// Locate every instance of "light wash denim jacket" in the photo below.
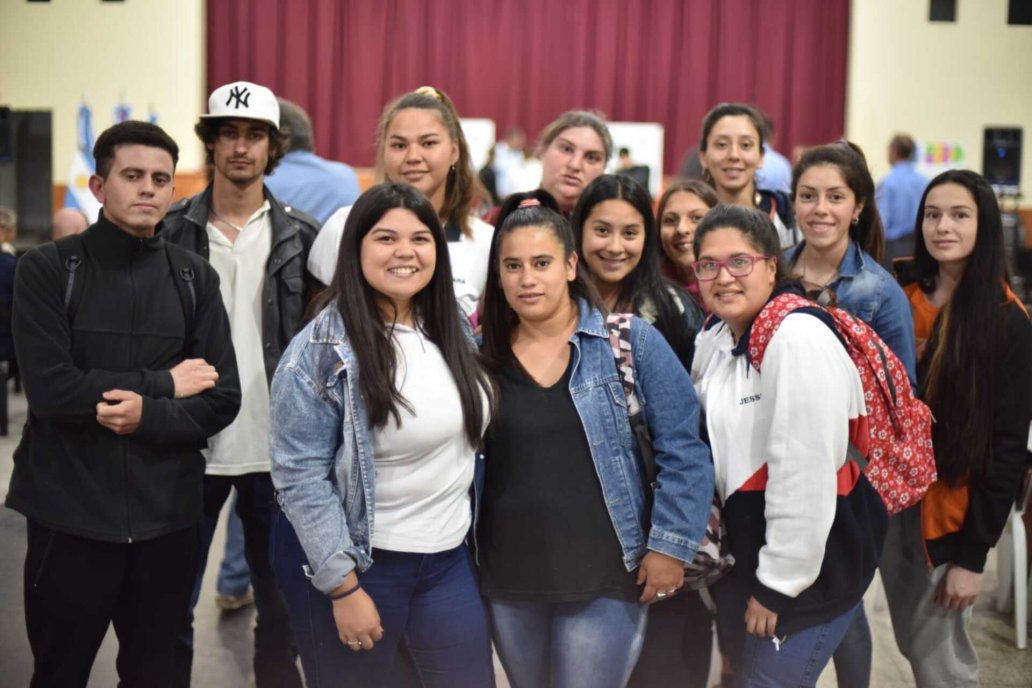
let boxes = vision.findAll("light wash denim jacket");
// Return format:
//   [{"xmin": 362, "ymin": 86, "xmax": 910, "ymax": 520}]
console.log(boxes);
[
  {"xmin": 269, "ymin": 305, "xmax": 483, "ymax": 595},
  {"xmin": 785, "ymin": 240, "xmax": 917, "ymax": 386},
  {"xmin": 538, "ymin": 299, "xmax": 714, "ymax": 571}
]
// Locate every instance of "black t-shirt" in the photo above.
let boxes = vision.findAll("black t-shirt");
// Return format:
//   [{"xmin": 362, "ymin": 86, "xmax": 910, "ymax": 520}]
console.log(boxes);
[{"xmin": 479, "ymin": 350, "xmax": 640, "ymax": 603}]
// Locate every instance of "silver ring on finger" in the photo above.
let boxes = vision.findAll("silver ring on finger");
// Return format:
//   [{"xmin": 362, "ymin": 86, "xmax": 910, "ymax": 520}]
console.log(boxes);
[
  {"xmin": 347, "ymin": 640, "xmax": 361, "ymax": 646},
  {"xmin": 656, "ymin": 592, "xmax": 667, "ymax": 599}
]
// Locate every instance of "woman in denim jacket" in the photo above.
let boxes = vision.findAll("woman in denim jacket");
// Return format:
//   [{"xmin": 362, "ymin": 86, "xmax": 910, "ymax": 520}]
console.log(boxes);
[
  {"xmin": 783, "ymin": 142, "xmax": 917, "ymax": 688},
  {"xmin": 268, "ymin": 184, "xmax": 494, "ymax": 687},
  {"xmin": 566, "ymin": 175, "xmax": 713, "ymax": 687},
  {"xmin": 784, "ymin": 142, "xmax": 917, "ymax": 386},
  {"xmin": 476, "ymin": 200, "xmax": 714, "ymax": 688}
]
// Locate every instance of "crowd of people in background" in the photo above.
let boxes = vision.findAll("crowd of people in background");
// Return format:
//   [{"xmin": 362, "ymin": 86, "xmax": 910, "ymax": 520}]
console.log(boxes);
[{"xmin": 4, "ymin": 81, "xmax": 1031, "ymax": 688}]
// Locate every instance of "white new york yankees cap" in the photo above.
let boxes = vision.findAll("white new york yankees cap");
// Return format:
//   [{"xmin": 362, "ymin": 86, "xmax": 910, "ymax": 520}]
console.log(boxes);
[{"xmin": 200, "ymin": 81, "xmax": 280, "ymax": 129}]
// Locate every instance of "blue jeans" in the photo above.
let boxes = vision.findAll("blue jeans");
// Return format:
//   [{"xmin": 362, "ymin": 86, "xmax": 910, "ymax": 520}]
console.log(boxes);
[
  {"xmin": 217, "ymin": 489, "xmax": 252, "ymax": 597},
  {"xmin": 488, "ymin": 596, "xmax": 648, "ymax": 688},
  {"xmin": 271, "ymin": 509, "xmax": 494, "ymax": 688},
  {"xmin": 730, "ymin": 601, "xmax": 862, "ymax": 688},
  {"xmin": 831, "ymin": 604, "xmax": 872, "ymax": 688}
]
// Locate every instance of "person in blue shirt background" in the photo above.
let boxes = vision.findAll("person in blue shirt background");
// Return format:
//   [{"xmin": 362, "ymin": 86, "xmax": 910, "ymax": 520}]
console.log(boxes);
[
  {"xmin": 876, "ymin": 134, "xmax": 928, "ymax": 269},
  {"xmin": 266, "ymin": 98, "xmax": 361, "ymax": 224},
  {"xmin": 754, "ymin": 113, "xmax": 793, "ymax": 195}
]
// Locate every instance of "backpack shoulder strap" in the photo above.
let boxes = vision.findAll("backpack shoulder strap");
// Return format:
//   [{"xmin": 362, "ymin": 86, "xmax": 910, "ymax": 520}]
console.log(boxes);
[
  {"xmin": 747, "ymin": 293, "xmax": 812, "ymax": 371},
  {"xmin": 54, "ymin": 233, "xmax": 87, "ymax": 320},
  {"xmin": 164, "ymin": 243, "xmax": 197, "ymax": 349},
  {"xmin": 605, "ymin": 312, "xmax": 640, "ymax": 414}
]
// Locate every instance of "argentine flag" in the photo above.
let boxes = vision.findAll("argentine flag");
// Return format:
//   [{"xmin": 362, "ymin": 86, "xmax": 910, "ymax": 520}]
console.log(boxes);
[{"xmin": 64, "ymin": 103, "xmax": 101, "ymax": 223}]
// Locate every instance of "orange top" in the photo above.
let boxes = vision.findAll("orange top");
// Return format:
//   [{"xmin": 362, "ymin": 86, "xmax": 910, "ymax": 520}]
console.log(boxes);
[
  {"xmin": 904, "ymin": 284, "xmax": 940, "ymax": 361},
  {"xmin": 904, "ymin": 280, "xmax": 1028, "ymax": 549}
]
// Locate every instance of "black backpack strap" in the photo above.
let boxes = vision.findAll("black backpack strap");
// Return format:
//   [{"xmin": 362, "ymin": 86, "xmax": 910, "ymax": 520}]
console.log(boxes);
[
  {"xmin": 54, "ymin": 234, "xmax": 86, "ymax": 321},
  {"xmin": 164, "ymin": 244, "xmax": 197, "ymax": 352}
]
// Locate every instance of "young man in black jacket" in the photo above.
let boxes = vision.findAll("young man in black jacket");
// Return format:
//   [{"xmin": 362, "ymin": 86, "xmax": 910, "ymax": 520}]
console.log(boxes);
[
  {"xmin": 6, "ymin": 121, "xmax": 241, "ymax": 687},
  {"xmin": 162, "ymin": 81, "xmax": 317, "ymax": 688}
]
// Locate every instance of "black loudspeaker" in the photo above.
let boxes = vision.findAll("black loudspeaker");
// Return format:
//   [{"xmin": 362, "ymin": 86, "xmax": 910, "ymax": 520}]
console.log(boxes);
[
  {"xmin": 983, "ymin": 128, "xmax": 1023, "ymax": 191},
  {"xmin": 1010, "ymin": 0, "xmax": 1032, "ymax": 25},
  {"xmin": 930, "ymin": 0, "xmax": 956, "ymax": 22},
  {"xmin": 0, "ymin": 108, "xmax": 12, "ymax": 163}
]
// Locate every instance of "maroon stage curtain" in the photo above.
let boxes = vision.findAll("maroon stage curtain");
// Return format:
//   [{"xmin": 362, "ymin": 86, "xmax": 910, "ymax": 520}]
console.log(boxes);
[{"xmin": 206, "ymin": 0, "xmax": 849, "ymax": 175}]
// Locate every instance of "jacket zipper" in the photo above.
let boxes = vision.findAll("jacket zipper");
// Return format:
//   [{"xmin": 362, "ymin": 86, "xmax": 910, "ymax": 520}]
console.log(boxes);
[{"xmin": 124, "ymin": 247, "xmax": 137, "ymax": 543}]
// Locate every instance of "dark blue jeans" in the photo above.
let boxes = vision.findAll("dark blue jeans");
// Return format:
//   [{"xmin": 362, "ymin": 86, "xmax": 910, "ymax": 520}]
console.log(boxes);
[
  {"xmin": 174, "ymin": 473, "xmax": 301, "ymax": 688},
  {"xmin": 271, "ymin": 509, "xmax": 495, "ymax": 688},
  {"xmin": 217, "ymin": 490, "xmax": 252, "ymax": 597},
  {"xmin": 831, "ymin": 604, "xmax": 872, "ymax": 688},
  {"xmin": 627, "ymin": 590, "xmax": 714, "ymax": 688}
]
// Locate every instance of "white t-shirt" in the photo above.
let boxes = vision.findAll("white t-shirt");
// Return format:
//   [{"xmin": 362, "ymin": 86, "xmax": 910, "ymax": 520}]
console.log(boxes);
[
  {"xmin": 204, "ymin": 201, "xmax": 273, "ymax": 475},
  {"xmin": 308, "ymin": 206, "xmax": 493, "ymax": 318},
  {"xmin": 371, "ymin": 324, "xmax": 489, "ymax": 552}
]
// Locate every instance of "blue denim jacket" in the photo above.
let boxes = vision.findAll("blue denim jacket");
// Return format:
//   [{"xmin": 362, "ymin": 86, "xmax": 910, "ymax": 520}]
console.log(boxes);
[
  {"xmin": 544, "ymin": 299, "xmax": 715, "ymax": 570},
  {"xmin": 268, "ymin": 305, "xmax": 484, "ymax": 594},
  {"xmin": 785, "ymin": 240, "xmax": 917, "ymax": 386}
]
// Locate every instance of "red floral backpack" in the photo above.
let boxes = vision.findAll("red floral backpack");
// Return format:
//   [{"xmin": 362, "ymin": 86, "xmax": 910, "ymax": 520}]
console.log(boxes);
[{"xmin": 748, "ymin": 293, "xmax": 936, "ymax": 514}]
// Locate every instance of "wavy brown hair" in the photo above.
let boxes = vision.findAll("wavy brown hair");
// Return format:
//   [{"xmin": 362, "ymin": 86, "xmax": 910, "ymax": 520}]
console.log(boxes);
[{"xmin": 374, "ymin": 86, "xmax": 476, "ymax": 238}]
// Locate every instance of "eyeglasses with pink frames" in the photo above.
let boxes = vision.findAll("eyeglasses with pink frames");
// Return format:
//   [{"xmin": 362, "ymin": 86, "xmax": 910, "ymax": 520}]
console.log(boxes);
[{"xmin": 691, "ymin": 255, "xmax": 770, "ymax": 281}]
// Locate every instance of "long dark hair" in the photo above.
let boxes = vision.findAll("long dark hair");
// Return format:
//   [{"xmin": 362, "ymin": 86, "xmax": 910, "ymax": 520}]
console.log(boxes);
[
  {"xmin": 791, "ymin": 141, "xmax": 886, "ymax": 263},
  {"xmin": 913, "ymin": 170, "xmax": 1009, "ymax": 485},
  {"xmin": 329, "ymin": 183, "xmax": 487, "ymax": 446},
  {"xmin": 480, "ymin": 192, "xmax": 602, "ymax": 370},
  {"xmin": 571, "ymin": 174, "xmax": 694, "ymax": 361}
]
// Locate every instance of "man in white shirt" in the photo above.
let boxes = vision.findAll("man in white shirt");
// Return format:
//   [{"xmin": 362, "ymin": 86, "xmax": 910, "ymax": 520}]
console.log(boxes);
[{"xmin": 163, "ymin": 81, "xmax": 319, "ymax": 688}]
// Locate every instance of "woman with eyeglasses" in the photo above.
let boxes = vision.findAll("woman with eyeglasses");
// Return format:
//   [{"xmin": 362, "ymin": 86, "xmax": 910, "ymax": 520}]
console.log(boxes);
[{"xmin": 691, "ymin": 205, "xmax": 887, "ymax": 687}]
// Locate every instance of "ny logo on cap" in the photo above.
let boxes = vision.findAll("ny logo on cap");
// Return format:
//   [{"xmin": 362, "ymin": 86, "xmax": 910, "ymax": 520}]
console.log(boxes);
[{"xmin": 226, "ymin": 86, "xmax": 251, "ymax": 109}]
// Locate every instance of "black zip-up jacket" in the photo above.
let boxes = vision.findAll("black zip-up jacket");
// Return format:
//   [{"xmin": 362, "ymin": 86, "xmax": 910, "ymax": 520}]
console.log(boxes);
[
  {"xmin": 160, "ymin": 184, "xmax": 319, "ymax": 383},
  {"xmin": 895, "ymin": 259, "xmax": 1032, "ymax": 572},
  {"xmin": 6, "ymin": 214, "xmax": 241, "ymax": 542}
]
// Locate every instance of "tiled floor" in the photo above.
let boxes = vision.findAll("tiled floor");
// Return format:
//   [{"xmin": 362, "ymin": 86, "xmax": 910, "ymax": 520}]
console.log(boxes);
[{"xmin": 1, "ymin": 389, "xmax": 1029, "ymax": 687}]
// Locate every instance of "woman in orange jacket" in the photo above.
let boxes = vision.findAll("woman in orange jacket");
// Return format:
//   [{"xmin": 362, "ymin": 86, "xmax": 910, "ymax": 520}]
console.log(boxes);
[{"xmin": 885, "ymin": 169, "xmax": 1032, "ymax": 687}]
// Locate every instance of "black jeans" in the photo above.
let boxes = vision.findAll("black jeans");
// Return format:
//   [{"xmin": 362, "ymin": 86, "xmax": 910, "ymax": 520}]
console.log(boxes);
[
  {"xmin": 626, "ymin": 589, "xmax": 714, "ymax": 688},
  {"xmin": 24, "ymin": 520, "xmax": 199, "ymax": 688},
  {"xmin": 173, "ymin": 473, "xmax": 301, "ymax": 688}
]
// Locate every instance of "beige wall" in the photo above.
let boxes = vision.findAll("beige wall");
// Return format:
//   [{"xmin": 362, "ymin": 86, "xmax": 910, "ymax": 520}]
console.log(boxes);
[
  {"xmin": 846, "ymin": 0, "xmax": 1032, "ymax": 199},
  {"xmin": 0, "ymin": 0, "xmax": 206, "ymax": 183}
]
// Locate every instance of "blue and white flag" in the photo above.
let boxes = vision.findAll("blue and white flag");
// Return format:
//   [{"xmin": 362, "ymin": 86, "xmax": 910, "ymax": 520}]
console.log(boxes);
[
  {"xmin": 114, "ymin": 102, "xmax": 132, "ymax": 123},
  {"xmin": 64, "ymin": 103, "xmax": 101, "ymax": 223}
]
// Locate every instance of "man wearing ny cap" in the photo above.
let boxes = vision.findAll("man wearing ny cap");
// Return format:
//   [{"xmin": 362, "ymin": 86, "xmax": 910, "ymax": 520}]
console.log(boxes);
[{"xmin": 162, "ymin": 81, "xmax": 317, "ymax": 688}]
